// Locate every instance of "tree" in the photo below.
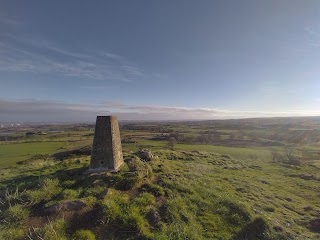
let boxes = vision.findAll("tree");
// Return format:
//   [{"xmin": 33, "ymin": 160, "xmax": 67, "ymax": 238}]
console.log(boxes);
[
  {"xmin": 167, "ymin": 137, "xmax": 177, "ymax": 150},
  {"xmin": 271, "ymin": 148, "xmax": 301, "ymax": 165}
]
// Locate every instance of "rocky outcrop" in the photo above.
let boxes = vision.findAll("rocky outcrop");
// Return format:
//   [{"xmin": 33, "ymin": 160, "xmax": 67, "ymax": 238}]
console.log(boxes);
[{"xmin": 136, "ymin": 150, "xmax": 153, "ymax": 161}]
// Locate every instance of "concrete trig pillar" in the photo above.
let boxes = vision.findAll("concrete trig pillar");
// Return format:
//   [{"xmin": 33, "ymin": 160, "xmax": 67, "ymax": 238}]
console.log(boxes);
[{"xmin": 89, "ymin": 116, "xmax": 123, "ymax": 171}]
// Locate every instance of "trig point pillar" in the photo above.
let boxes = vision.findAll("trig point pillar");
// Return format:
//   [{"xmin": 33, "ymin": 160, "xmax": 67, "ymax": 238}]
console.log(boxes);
[{"xmin": 89, "ymin": 116, "xmax": 123, "ymax": 172}]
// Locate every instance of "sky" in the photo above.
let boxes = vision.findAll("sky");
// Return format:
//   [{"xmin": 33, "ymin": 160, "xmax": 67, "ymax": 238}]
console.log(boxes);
[{"xmin": 0, "ymin": 0, "xmax": 320, "ymax": 122}]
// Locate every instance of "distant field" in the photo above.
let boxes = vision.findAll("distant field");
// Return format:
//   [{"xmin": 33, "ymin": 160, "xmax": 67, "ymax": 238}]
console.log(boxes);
[
  {"xmin": 1, "ymin": 119, "xmax": 320, "ymax": 239},
  {"xmin": 0, "ymin": 142, "xmax": 65, "ymax": 168},
  {"xmin": 123, "ymin": 138, "xmax": 273, "ymax": 161},
  {"xmin": 175, "ymin": 143, "xmax": 272, "ymax": 161}
]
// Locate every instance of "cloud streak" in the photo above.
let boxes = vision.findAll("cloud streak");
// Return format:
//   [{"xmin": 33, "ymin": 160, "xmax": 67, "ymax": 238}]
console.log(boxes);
[
  {"xmin": 0, "ymin": 33, "xmax": 144, "ymax": 82},
  {"xmin": 304, "ymin": 26, "xmax": 320, "ymax": 50},
  {"xmin": 1, "ymin": 98, "xmax": 319, "ymax": 122}
]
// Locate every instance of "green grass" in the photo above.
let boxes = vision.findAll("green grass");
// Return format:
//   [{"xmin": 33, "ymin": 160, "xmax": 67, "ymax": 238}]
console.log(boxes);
[
  {"xmin": 123, "ymin": 139, "xmax": 168, "ymax": 152},
  {"xmin": 175, "ymin": 143, "xmax": 272, "ymax": 161},
  {"xmin": 124, "ymin": 140, "xmax": 273, "ymax": 162},
  {"xmin": 0, "ymin": 120, "xmax": 320, "ymax": 239},
  {"xmin": 154, "ymin": 149, "xmax": 320, "ymax": 239},
  {"xmin": 27, "ymin": 178, "xmax": 61, "ymax": 204},
  {"xmin": 2, "ymin": 204, "xmax": 29, "ymax": 226},
  {"xmin": 73, "ymin": 229, "xmax": 96, "ymax": 240},
  {"xmin": 0, "ymin": 142, "xmax": 67, "ymax": 168},
  {"xmin": 1, "ymin": 147, "xmax": 319, "ymax": 239}
]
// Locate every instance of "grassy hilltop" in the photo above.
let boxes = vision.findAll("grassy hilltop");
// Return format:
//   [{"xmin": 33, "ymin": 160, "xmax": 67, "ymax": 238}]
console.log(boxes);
[{"xmin": 1, "ymin": 117, "xmax": 320, "ymax": 239}]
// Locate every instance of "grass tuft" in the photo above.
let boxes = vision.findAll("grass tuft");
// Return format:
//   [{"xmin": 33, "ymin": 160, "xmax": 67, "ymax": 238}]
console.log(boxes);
[
  {"xmin": 2, "ymin": 204, "xmax": 29, "ymax": 226},
  {"xmin": 27, "ymin": 178, "xmax": 61, "ymax": 204},
  {"xmin": 72, "ymin": 229, "xmax": 96, "ymax": 240}
]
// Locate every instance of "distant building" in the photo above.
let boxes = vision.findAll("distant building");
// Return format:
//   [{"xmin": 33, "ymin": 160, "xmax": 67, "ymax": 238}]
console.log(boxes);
[
  {"xmin": 26, "ymin": 132, "xmax": 35, "ymax": 137},
  {"xmin": 152, "ymin": 134, "xmax": 170, "ymax": 140},
  {"xmin": 37, "ymin": 131, "xmax": 48, "ymax": 135}
]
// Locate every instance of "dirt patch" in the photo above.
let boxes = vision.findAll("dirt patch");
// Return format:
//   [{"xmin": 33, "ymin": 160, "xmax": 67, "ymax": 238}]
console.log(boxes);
[
  {"xmin": 44, "ymin": 200, "xmax": 87, "ymax": 214},
  {"xmin": 67, "ymin": 206, "xmax": 102, "ymax": 233}
]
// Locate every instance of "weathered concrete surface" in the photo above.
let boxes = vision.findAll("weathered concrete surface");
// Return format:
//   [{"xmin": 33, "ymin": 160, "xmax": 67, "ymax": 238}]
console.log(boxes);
[{"xmin": 89, "ymin": 116, "xmax": 123, "ymax": 171}]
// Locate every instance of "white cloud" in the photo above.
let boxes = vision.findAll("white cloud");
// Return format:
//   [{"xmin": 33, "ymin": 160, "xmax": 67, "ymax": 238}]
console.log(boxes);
[{"xmin": 1, "ymin": 98, "xmax": 319, "ymax": 122}]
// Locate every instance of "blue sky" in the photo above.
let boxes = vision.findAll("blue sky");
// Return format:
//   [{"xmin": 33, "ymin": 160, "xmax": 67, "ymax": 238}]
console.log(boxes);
[{"xmin": 0, "ymin": 0, "xmax": 320, "ymax": 121}]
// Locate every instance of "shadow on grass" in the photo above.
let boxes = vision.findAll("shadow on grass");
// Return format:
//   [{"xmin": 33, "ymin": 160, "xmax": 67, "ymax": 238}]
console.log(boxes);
[{"xmin": 233, "ymin": 217, "xmax": 272, "ymax": 240}]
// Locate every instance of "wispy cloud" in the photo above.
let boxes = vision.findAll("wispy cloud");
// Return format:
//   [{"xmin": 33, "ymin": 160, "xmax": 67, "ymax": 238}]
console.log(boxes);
[
  {"xmin": 0, "ymin": 33, "xmax": 144, "ymax": 82},
  {"xmin": 281, "ymin": 25, "xmax": 320, "ymax": 57},
  {"xmin": 259, "ymin": 81, "xmax": 281, "ymax": 95},
  {"xmin": 0, "ymin": 17, "xmax": 23, "ymax": 28},
  {"xmin": 304, "ymin": 26, "xmax": 320, "ymax": 49},
  {"xmin": 306, "ymin": 26, "xmax": 320, "ymax": 37},
  {"xmin": 79, "ymin": 85, "xmax": 117, "ymax": 90},
  {"xmin": 1, "ymin": 98, "xmax": 319, "ymax": 122}
]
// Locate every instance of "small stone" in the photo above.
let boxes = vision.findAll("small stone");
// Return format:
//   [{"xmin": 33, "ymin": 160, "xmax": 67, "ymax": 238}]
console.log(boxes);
[
  {"xmin": 136, "ymin": 150, "xmax": 153, "ymax": 161},
  {"xmin": 260, "ymin": 180, "xmax": 269, "ymax": 185}
]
